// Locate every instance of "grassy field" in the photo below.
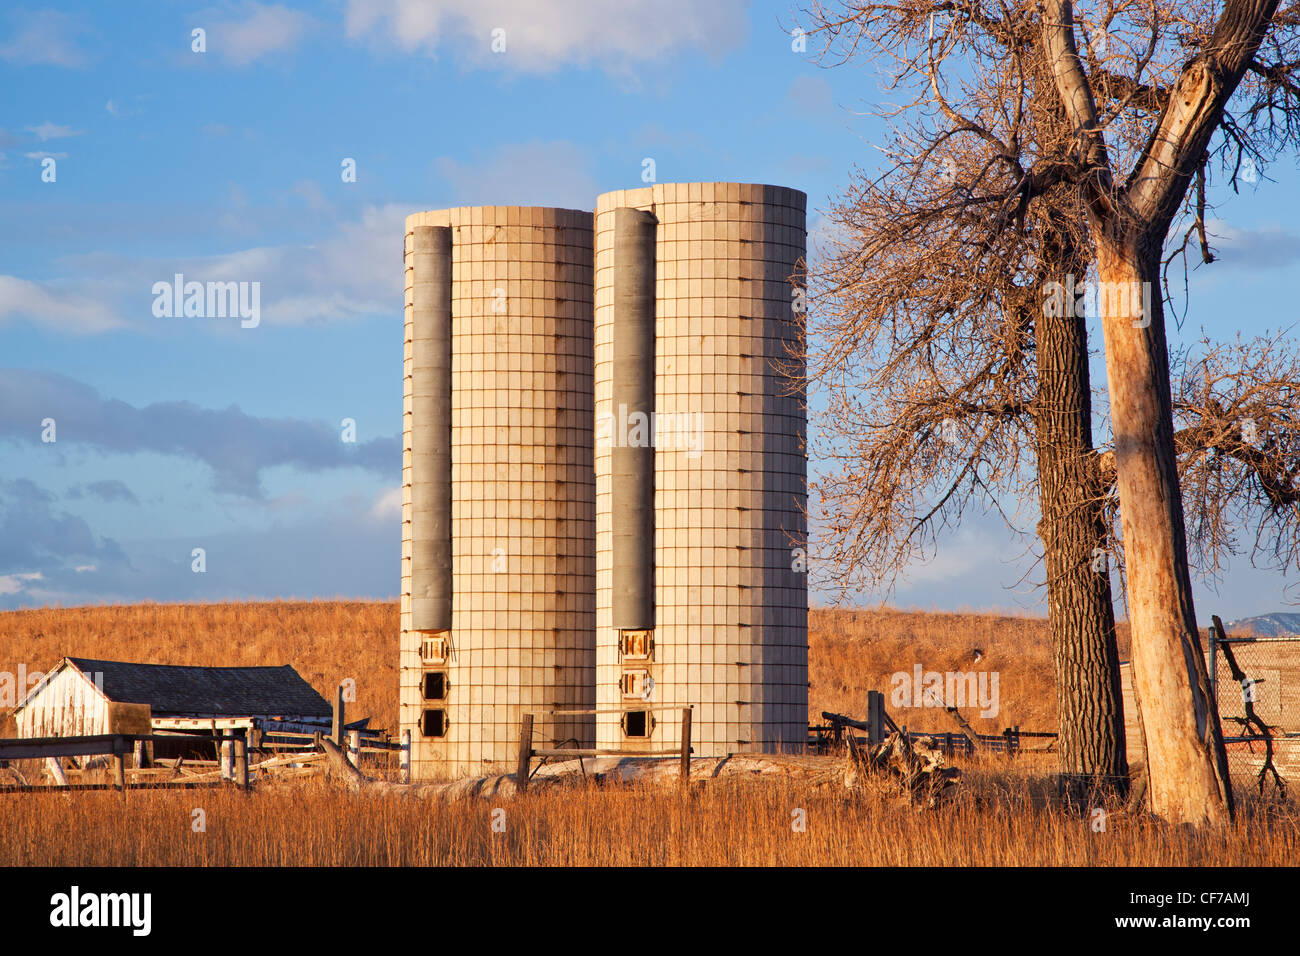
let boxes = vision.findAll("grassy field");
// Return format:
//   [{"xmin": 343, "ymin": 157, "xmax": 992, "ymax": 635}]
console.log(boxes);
[
  {"xmin": 0, "ymin": 600, "xmax": 1291, "ymax": 867},
  {"xmin": 1, "ymin": 764, "xmax": 1295, "ymax": 866},
  {"xmin": 0, "ymin": 600, "xmax": 1071, "ymax": 737}
]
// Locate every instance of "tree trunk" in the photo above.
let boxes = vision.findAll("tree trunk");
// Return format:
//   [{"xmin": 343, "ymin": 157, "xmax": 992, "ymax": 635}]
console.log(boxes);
[
  {"xmin": 1033, "ymin": 302, "xmax": 1128, "ymax": 804},
  {"xmin": 1094, "ymin": 235, "xmax": 1234, "ymax": 825},
  {"xmin": 1025, "ymin": 45, "xmax": 1128, "ymax": 805}
]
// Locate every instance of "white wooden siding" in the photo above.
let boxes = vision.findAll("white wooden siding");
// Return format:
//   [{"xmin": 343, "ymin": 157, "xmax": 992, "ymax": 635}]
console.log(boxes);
[{"xmin": 14, "ymin": 665, "xmax": 109, "ymax": 738}]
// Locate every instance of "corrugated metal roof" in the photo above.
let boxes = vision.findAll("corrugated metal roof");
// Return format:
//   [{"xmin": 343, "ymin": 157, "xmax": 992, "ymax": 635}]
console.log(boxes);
[{"xmin": 62, "ymin": 657, "xmax": 332, "ymax": 718}]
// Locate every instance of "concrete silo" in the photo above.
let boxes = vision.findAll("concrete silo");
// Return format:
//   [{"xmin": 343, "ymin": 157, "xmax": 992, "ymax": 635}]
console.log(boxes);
[
  {"xmin": 400, "ymin": 206, "xmax": 596, "ymax": 779},
  {"xmin": 593, "ymin": 183, "xmax": 809, "ymax": 758}
]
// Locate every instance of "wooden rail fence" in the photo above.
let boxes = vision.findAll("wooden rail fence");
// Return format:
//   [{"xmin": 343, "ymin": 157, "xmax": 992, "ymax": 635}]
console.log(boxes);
[
  {"xmin": 515, "ymin": 706, "xmax": 694, "ymax": 793},
  {"xmin": 812, "ymin": 691, "xmax": 1057, "ymax": 758},
  {"xmin": 0, "ymin": 725, "xmax": 411, "ymax": 792}
]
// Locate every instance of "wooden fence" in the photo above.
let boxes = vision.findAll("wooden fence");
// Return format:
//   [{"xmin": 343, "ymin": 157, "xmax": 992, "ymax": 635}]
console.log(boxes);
[
  {"xmin": 516, "ymin": 706, "xmax": 693, "ymax": 793},
  {"xmin": 811, "ymin": 691, "xmax": 1057, "ymax": 758},
  {"xmin": 0, "ymin": 725, "xmax": 412, "ymax": 792}
]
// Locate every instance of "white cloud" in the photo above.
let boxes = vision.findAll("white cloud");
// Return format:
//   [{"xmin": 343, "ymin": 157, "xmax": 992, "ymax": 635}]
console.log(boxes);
[
  {"xmin": 104, "ymin": 96, "xmax": 146, "ymax": 119},
  {"xmin": 0, "ymin": 139, "xmax": 594, "ymax": 336},
  {"xmin": 0, "ymin": 276, "xmax": 124, "ymax": 333},
  {"xmin": 370, "ymin": 486, "xmax": 402, "ymax": 522},
  {"xmin": 24, "ymin": 151, "xmax": 67, "ymax": 160},
  {"xmin": 0, "ymin": 10, "xmax": 89, "ymax": 68},
  {"xmin": 344, "ymin": 0, "xmax": 750, "ymax": 73},
  {"xmin": 0, "ymin": 571, "xmax": 42, "ymax": 596},
  {"xmin": 434, "ymin": 140, "xmax": 597, "ymax": 209},
  {"xmin": 3, "ymin": 202, "xmax": 408, "ymax": 332},
  {"xmin": 1203, "ymin": 219, "xmax": 1300, "ymax": 271},
  {"xmin": 28, "ymin": 122, "xmax": 82, "ymax": 141},
  {"xmin": 207, "ymin": 2, "xmax": 313, "ymax": 65}
]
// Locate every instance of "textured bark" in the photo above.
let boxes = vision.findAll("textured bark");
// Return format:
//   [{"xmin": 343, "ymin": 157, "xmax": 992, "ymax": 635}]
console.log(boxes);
[
  {"xmin": 1095, "ymin": 236, "xmax": 1234, "ymax": 825},
  {"xmin": 1033, "ymin": 304, "xmax": 1128, "ymax": 801},
  {"xmin": 1036, "ymin": 0, "xmax": 1281, "ymax": 826},
  {"xmin": 1027, "ymin": 41, "xmax": 1128, "ymax": 803}
]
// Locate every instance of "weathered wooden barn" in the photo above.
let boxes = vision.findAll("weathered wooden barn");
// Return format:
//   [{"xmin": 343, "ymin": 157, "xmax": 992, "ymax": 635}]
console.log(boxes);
[{"xmin": 13, "ymin": 657, "xmax": 334, "ymax": 741}]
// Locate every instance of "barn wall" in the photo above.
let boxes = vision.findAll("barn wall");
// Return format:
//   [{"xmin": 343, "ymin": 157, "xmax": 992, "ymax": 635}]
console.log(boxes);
[{"xmin": 14, "ymin": 667, "xmax": 108, "ymax": 738}]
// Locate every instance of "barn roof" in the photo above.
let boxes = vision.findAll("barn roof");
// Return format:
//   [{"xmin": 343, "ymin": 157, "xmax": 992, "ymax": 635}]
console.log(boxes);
[{"xmin": 59, "ymin": 657, "xmax": 332, "ymax": 718}]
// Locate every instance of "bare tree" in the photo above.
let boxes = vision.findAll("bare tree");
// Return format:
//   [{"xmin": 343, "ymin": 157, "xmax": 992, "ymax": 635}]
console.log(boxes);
[
  {"xmin": 1098, "ymin": 331, "xmax": 1300, "ymax": 588},
  {"xmin": 803, "ymin": 0, "xmax": 1300, "ymax": 823}
]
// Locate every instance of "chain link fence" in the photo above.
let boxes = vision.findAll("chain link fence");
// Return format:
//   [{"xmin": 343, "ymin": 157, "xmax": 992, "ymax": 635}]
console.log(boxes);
[{"xmin": 1209, "ymin": 622, "xmax": 1300, "ymax": 796}]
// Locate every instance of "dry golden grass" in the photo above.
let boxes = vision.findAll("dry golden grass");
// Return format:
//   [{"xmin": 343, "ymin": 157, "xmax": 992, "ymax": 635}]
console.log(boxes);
[
  {"xmin": 0, "ymin": 599, "xmax": 1096, "ymax": 736},
  {"xmin": 1, "ymin": 599, "xmax": 1289, "ymax": 867},
  {"xmin": 0, "ymin": 600, "xmax": 398, "ymax": 736},
  {"xmin": 0, "ymin": 771, "xmax": 1294, "ymax": 866}
]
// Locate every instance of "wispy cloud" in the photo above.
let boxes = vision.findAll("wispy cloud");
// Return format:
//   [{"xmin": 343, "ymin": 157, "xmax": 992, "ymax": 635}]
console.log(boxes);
[
  {"xmin": 0, "ymin": 203, "xmax": 408, "ymax": 333},
  {"xmin": 0, "ymin": 479, "xmax": 130, "ymax": 593},
  {"xmin": 27, "ymin": 121, "xmax": 83, "ymax": 141},
  {"xmin": 0, "ymin": 275, "xmax": 123, "ymax": 333},
  {"xmin": 344, "ymin": 0, "xmax": 750, "ymax": 74},
  {"xmin": 0, "ymin": 497, "xmax": 399, "ymax": 609},
  {"xmin": 67, "ymin": 479, "xmax": 140, "ymax": 505},
  {"xmin": 1206, "ymin": 220, "xmax": 1300, "ymax": 271},
  {"xmin": 204, "ymin": 2, "xmax": 314, "ymax": 66},
  {"xmin": 0, "ymin": 9, "xmax": 90, "ymax": 68},
  {"xmin": 0, "ymin": 370, "xmax": 400, "ymax": 497}
]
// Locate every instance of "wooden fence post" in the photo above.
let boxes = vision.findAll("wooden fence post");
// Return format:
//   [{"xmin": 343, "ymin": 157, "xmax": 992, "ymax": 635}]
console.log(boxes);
[
  {"xmin": 332, "ymin": 685, "xmax": 346, "ymax": 746},
  {"xmin": 348, "ymin": 729, "xmax": 360, "ymax": 768},
  {"xmin": 400, "ymin": 729, "xmax": 411, "ymax": 783},
  {"xmin": 234, "ymin": 734, "xmax": 249, "ymax": 791},
  {"xmin": 867, "ymin": 690, "xmax": 885, "ymax": 746},
  {"xmin": 220, "ymin": 735, "xmax": 232, "ymax": 781},
  {"xmin": 516, "ymin": 714, "xmax": 534, "ymax": 794},
  {"xmin": 113, "ymin": 738, "xmax": 126, "ymax": 791},
  {"xmin": 679, "ymin": 708, "xmax": 692, "ymax": 785}
]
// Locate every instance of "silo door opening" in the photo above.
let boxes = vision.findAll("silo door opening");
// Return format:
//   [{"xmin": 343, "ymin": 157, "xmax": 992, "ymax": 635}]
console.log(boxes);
[
  {"xmin": 421, "ymin": 708, "xmax": 447, "ymax": 738},
  {"xmin": 422, "ymin": 671, "xmax": 448, "ymax": 701},
  {"xmin": 621, "ymin": 710, "xmax": 652, "ymax": 738},
  {"xmin": 620, "ymin": 629, "xmax": 654, "ymax": 661}
]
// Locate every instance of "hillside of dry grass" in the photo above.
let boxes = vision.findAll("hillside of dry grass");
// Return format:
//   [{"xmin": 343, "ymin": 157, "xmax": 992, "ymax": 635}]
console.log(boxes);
[
  {"xmin": 0, "ymin": 600, "xmax": 1293, "ymax": 867},
  {"xmin": 0, "ymin": 600, "xmax": 1078, "ymax": 737}
]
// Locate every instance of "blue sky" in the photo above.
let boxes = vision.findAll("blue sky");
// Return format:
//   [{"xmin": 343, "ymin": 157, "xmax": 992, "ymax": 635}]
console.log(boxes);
[{"xmin": 0, "ymin": 1, "xmax": 1295, "ymax": 619}]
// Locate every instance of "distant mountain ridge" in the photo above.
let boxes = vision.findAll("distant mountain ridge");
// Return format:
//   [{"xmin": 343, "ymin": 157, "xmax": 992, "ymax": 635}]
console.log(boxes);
[{"xmin": 1223, "ymin": 612, "xmax": 1300, "ymax": 637}]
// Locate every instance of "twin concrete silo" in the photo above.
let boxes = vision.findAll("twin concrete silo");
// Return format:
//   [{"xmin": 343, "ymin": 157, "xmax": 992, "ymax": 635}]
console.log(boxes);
[
  {"xmin": 593, "ymin": 184, "xmax": 809, "ymax": 758},
  {"xmin": 400, "ymin": 185, "xmax": 807, "ymax": 780},
  {"xmin": 400, "ymin": 206, "xmax": 596, "ymax": 779}
]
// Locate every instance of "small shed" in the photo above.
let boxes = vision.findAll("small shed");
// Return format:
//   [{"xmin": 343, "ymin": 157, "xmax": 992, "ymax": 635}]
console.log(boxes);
[{"xmin": 13, "ymin": 657, "xmax": 334, "ymax": 739}]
